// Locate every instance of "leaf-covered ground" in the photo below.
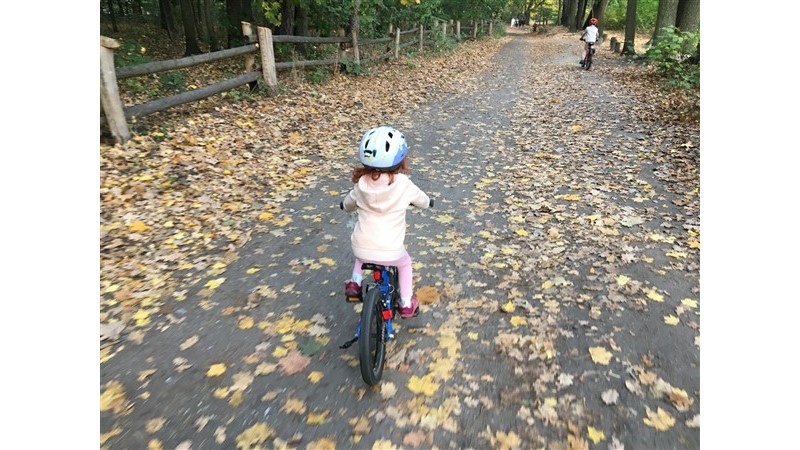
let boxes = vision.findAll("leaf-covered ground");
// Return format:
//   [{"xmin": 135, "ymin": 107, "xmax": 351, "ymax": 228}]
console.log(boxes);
[{"xmin": 101, "ymin": 27, "xmax": 699, "ymax": 450}]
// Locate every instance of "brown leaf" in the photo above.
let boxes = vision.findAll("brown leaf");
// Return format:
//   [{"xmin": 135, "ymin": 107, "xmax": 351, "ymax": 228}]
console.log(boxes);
[{"xmin": 278, "ymin": 350, "xmax": 311, "ymax": 375}]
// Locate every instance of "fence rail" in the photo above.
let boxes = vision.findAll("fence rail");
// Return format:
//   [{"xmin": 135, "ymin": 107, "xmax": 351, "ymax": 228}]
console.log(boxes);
[{"xmin": 100, "ymin": 19, "xmax": 500, "ymax": 144}]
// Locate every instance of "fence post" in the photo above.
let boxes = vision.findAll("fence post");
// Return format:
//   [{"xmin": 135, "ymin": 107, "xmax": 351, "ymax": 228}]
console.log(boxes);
[
  {"xmin": 472, "ymin": 21, "xmax": 477, "ymax": 39},
  {"xmin": 100, "ymin": 36, "xmax": 130, "ymax": 145},
  {"xmin": 394, "ymin": 27, "xmax": 401, "ymax": 59},
  {"xmin": 442, "ymin": 21, "xmax": 447, "ymax": 36},
  {"xmin": 257, "ymin": 27, "xmax": 278, "ymax": 96},
  {"xmin": 242, "ymin": 22, "xmax": 257, "ymax": 91},
  {"xmin": 456, "ymin": 21, "xmax": 460, "ymax": 38},
  {"xmin": 489, "ymin": 20, "xmax": 493, "ymax": 36},
  {"xmin": 389, "ymin": 23, "xmax": 393, "ymax": 35},
  {"xmin": 419, "ymin": 23, "xmax": 424, "ymax": 52}
]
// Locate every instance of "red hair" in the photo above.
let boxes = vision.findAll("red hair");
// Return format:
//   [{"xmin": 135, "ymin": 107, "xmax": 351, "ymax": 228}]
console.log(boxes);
[{"xmin": 351, "ymin": 158, "xmax": 410, "ymax": 184}]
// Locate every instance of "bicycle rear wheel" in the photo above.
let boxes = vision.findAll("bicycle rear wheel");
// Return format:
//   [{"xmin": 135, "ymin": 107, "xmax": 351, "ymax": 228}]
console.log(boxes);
[
  {"xmin": 359, "ymin": 288, "xmax": 386, "ymax": 385},
  {"xmin": 585, "ymin": 47, "xmax": 593, "ymax": 70}
]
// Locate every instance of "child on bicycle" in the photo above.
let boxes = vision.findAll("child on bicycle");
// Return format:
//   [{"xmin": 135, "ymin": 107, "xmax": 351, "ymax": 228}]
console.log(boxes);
[
  {"xmin": 341, "ymin": 126, "xmax": 431, "ymax": 319},
  {"xmin": 580, "ymin": 17, "xmax": 599, "ymax": 66}
]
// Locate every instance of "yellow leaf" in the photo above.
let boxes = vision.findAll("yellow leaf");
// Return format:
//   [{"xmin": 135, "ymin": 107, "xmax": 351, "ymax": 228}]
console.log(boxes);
[
  {"xmin": 407, "ymin": 375, "xmax": 440, "ymax": 396},
  {"xmin": 258, "ymin": 212, "xmax": 274, "ymax": 221},
  {"xmin": 235, "ymin": 423, "xmax": 274, "ymax": 449},
  {"xmin": 435, "ymin": 214, "xmax": 454, "ymax": 224},
  {"xmin": 664, "ymin": 315, "xmax": 680, "ymax": 325},
  {"xmin": 205, "ymin": 278, "xmax": 226, "ymax": 290},
  {"xmin": 137, "ymin": 369, "xmax": 157, "ymax": 382},
  {"xmin": 318, "ymin": 257, "xmax": 336, "ymax": 266},
  {"xmin": 589, "ymin": 347, "xmax": 613, "ymax": 365},
  {"xmin": 681, "ymin": 298, "xmax": 698, "ymax": 309},
  {"xmin": 616, "ymin": 275, "xmax": 630, "ymax": 286},
  {"xmin": 100, "ymin": 381, "xmax": 126, "ymax": 412},
  {"xmin": 570, "ymin": 124, "xmax": 583, "ymax": 132},
  {"xmin": 213, "ymin": 387, "xmax": 230, "ymax": 399},
  {"xmin": 666, "ymin": 251, "xmax": 688, "ymax": 258},
  {"xmin": 468, "ymin": 332, "xmax": 479, "ymax": 340},
  {"xmin": 587, "ymin": 426, "xmax": 605, "ymax": 444},
  {"xmin": 239, "ymin": 317, "xmax": 254, "ymax": 329},
  {"xmin": 646, "ymin": 289, "xmax": 665, "ymax": 302},
  {"xmin": 100, "ymin": 427, "xmax": 122, "ymax": 445},
  {"xmin": 246, "ymin": 267, "xmax": 260, "ymax": 274},
  {"xmin": 308, "ymin": 371, "xmax": 324, "ymax": 384},
  {"xmin": 515, "ymin": 228, "xmax": 528, "ymax": 237},
  {"xmin": 562, "ymin": 194, "xmax": 581, "ymax": 201},
  {"xmin": 510, "ymin": 316, "xmax": 527, "ymax": 327},
  {"xmin": 500, "ymin": 300, "xmax": 515, "ymax": 313},
  {"xmin": 228, "ymin": 391, "xmax": 243, "ymax": 407},
  {"xmin": 272, "ymin": 346, "xmax": 288, "ymax": 358},
  {"xmin": 542, "ymin": 280, "xmax": 554, "ymax": 289},
  {"xmin": 544, "ymin": 397, "xmax": 557, "ymax": 406},
  {"xmin": 307, "ymin": 411, "xmax": 330, "ymax": 425},
  {"xmin": 128, "ymin": 221, "xmax": 150, "ymax": 233},
  {"xmin": 644, "ymin": 407, "xmax": 676, "ymax": 431},
  {"xmin": 207, "ymin": 363, "xmax": 226, "ymax": 377},
  {"xmin": 688, "ymin": 240, "xmax": 700, "ymax": 249},
  {"xmin": 147, "ymin": 439, "xmax": 163, "ymax": 450},
  {"xmin": 307, "ymin": 437, "xmax": 336, "ymax": 449}
]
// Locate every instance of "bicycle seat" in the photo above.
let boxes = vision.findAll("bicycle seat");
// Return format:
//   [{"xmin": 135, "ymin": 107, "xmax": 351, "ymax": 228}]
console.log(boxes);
[{"xmin": 361, "ymin": 263, "xmax": 392, "ymax": 272}]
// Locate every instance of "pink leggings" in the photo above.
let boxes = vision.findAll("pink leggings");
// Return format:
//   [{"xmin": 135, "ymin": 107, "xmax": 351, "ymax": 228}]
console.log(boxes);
[{"xmin": 352, "ymin": 252, "xmax": 413, "ymax": 300}]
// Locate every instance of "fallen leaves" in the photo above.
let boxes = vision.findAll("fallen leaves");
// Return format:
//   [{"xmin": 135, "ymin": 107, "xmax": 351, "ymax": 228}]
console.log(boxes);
[
  {"xmin": 207, "ymin": 363, "xmax": 226, "ymax": 377},
  {"xmin": 643, "ymin": 407, "xmax": 676, "ymax": 431},
  {"xmin": 416, "ymin": 286, "xmax": 440, "ymax": 305},
  {"xmin": 100, "ymin": 380, "xmax": 128, "ymax": 413},
  {"xmin": 589, "ymin": 347, "xmax": 613, "ymax": 365},
  {"xmin": 235, "ymin": 423, "xmax": 274, "ymax": 450},
  {"xmin": 407, "ymin": 374, "xmax": 440, "ymax": 397},
  {"xmin": 278, "ymin": 351, "xmax": 310, "ymax": 375}
]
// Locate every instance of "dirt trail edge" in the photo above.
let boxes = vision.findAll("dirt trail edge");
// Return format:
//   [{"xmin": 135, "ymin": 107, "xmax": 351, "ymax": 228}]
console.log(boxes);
[{"xmin": 101, "ymin": 30, "xmax": 700, "ymax": 450}]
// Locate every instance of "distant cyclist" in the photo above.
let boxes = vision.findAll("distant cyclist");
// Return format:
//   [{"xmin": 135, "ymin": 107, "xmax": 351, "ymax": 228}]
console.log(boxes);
[{"xmin": 580, "ymin": 17, "xmax": 599, "ymax": 67}]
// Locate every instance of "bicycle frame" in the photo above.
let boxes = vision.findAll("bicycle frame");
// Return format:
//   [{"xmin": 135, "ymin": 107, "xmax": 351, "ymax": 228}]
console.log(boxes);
[{"xmin": 356, "ymin": 267, "xmax": 397, "ymax": 341}]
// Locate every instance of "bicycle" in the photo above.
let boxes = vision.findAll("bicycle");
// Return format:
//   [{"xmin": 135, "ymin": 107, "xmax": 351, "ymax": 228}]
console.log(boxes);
[
  {"xmin": 580, "ymin": 38, "xmax": 595, "ymax": 70},
  {"xmin": 338, "ymin": 199, "xmax": 433, "ymax": 385}
]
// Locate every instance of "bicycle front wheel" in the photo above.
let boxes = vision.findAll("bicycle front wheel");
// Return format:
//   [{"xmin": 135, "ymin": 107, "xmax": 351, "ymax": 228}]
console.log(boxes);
[
  {"xmin": 585, "ymin": 48, "xmax": 593, "ymax": 70},
  {"xmin": 359, "ymin": 288, "xmax": 386, "ymax": 385}
]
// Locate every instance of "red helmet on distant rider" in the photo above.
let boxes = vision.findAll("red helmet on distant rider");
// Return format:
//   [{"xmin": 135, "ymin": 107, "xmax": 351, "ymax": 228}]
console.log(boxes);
[{"xmin": 589, "ymin": 18, "xmax": 598, "ymax": 25}]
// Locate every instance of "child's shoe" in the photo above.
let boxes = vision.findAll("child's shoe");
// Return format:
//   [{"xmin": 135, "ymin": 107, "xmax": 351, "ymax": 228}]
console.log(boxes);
[
  {"xmin": 398, "ymin": 296, "xmax": 419, "ymax": 319},
  {"xmin": 580, "ymin": 59, "xmax": 585, "ymax": 66},
  {"xmin": 344, "ymin": 281, "xmax": 361, "ymax": 302}
]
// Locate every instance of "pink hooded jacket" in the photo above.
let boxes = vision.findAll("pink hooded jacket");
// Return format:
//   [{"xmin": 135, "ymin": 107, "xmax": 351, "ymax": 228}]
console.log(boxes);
[{"xmin": 342, "ymin": 173, "xmax": 430, "ymax": 261}]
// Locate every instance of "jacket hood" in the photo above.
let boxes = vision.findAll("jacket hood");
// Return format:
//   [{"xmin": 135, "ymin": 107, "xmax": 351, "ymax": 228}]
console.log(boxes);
[{"xmin": 357, "ymin": 173, "xmax": 408, "ymax": 213}]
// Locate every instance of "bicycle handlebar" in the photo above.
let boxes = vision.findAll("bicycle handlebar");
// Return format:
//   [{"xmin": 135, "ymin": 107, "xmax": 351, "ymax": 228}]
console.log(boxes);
[{"xmin": 339, "ymin": 198, "xmax": 434, "ymax": 210}]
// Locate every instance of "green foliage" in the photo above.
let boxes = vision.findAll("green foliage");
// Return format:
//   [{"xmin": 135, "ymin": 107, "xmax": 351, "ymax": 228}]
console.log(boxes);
[
  {"xmin": 343, "ymin": 60, "xmax": 368, "ymax": 76},
  {"xmin": 306, "ymin": 68, "xmax": 330, "ymax": 84},
  {"xmin": 115, "ymin": 41, "xmax": 151, "ymax": 68},
  {"xmin": 491, "ymin": 21, "xmax": 506, "ymax": 38},
  {"xmin": 261, "ymin": 1, "xmax": 282, "ymax": 28},
  {"xmin": 644, "ymin": 26, "xmax": 699, "ymax": 91},
  {"xmin": 604, "ymin": 0, "xmax": 659, "ymax": 31},
  {"xmin": 158, "ymin": 72, "xmax": 185, "ymax": 93}
]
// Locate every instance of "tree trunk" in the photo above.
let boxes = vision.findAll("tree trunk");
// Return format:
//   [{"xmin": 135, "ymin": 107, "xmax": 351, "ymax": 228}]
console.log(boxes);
[
  {"xmin": 180, "ymin": 0, "xmax": 203, "ymax": 55},
  {"xmin": 676, "ymin": 0, "xmax": 699, "ymax": 33},
  {"xmin": 194, "ymin": 0, "xmax": 209, "ymax": 46},
  {"xmin": 204, "ymin": 0, "xmax": 220, "ymax": 51},
  {"xmin": 575, "ymin": 0, "xmax": 587, "ymax": 30},
  {"xmin": 592, "ymin": 0, "xmax": 609, "ymax": 36},
  {"xmin": 652, "ymin": 0, "xmax": 679, "ymax": 45},
  {"xmin": 159, "ymin": 0, "xmax": 177, "ymax": 38},
  {"xmin": 225, "ymin": 0, "xmax": 243, "ymax": 48},
  {"xmin": 561, "ymin": 0, "xmax": 572, "ymax": 27},
  {"xmin": 622, "ymin": 0, "xmax": 638, "ymax": 55},
  {"xmin": 107, "ymin": 0, "xmax": 119, "ymax": 32},
  {"xmin": 567, "ymin": 0, "xmax": 578, "ymax": 31},
  {"xmin": 279, "ymin": 0, "xmax": 295, "ymax": 36},
  {"xmin": 351, "ymin": 0, "xmax": 362, "ymax": 65}
]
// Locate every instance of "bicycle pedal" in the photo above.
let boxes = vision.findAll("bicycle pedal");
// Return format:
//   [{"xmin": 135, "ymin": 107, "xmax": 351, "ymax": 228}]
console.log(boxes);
[{"xmin": 345, "ymin": 295, "xmax": 362, "ymax": 303}]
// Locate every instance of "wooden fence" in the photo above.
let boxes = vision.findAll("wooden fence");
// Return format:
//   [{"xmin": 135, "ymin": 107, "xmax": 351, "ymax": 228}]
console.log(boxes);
[{"xmin": 100, "ymin": 19, "xmax": 500, "ymax": 144}]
